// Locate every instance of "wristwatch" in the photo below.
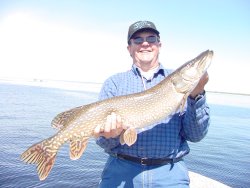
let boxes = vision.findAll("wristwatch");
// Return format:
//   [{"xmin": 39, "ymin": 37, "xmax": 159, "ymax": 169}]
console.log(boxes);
[{"xmin": 191, "ymin": 91, "xmax": 205, "ymax": 101}]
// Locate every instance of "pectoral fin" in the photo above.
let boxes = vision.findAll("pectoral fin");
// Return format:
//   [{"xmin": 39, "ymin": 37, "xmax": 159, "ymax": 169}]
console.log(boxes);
[
  {"xmin": 69, "ymin": 138, "xmax": 88, "ymax": 160},
  {"xmin": 120, "ymin": 128, "xmax": 137, "ymax": 146}
]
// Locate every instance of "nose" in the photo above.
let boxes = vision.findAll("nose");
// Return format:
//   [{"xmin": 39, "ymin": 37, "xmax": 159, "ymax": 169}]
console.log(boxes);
[{"xmin": 141, "ymin": 40, "xmax": 150, "ymax": 46}]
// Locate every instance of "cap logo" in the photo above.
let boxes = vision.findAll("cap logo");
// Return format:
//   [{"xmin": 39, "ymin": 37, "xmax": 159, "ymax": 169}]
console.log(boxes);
[{"xmin": 133, "ymin": 21, "xmax": 152, "ymax": 30}]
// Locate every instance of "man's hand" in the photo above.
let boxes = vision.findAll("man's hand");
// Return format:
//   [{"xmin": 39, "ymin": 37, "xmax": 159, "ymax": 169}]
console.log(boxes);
[
  {"xmin": 190, "ymin": 72, "xmax": 209, "ymax": 98},
  {"xmin": 93, "ymin": 112, "xmax": 125, "ymax": 139}
]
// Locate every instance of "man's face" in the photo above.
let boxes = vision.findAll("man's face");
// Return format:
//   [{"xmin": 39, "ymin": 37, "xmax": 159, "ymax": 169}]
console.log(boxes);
[{"xmin": 127, "ymin": 31, "xmax": 161, "ymax": 70}]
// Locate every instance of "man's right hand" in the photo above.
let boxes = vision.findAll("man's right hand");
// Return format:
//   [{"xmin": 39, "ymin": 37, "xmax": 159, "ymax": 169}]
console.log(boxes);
[{"xmin": 93, "ymin": 112, "xmax": 126, "ymax": 138}]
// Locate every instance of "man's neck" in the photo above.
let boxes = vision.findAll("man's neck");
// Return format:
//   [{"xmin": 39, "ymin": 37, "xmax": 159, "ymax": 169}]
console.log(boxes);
[
  {"xmin": 134, "ymin": 62, "xmax": 160, "ymax": 72},
  {"xmin": 135, "ymin": 64, "xmax": 160, "ymax": 80}
]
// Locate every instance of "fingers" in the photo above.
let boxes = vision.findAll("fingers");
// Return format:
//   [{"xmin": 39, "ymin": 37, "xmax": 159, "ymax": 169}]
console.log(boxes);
[
  {"xmin": 116, "ymin": 113, "xmax": 122, "ymax": 129},
  {"xmin": 201, "ymin": 72, "xmax": 209, "ymax": 85},
  {"xmin": 190, "ymin": 72, "xmax": 209, "ymax": 98},
  {"xmin": 104, "ymin": 114, "xmax": 112, "ymax": 133},
  {"xmin": 94, "ymin": 112, "xmax": 124, "ymax": 139},
  {"xmin": 110, "ymin": 112, "xmax": 117, "ymax": 131},
  {"xmin": 93, "ymin": 124, "xmax": 102, "ymax": 138}
]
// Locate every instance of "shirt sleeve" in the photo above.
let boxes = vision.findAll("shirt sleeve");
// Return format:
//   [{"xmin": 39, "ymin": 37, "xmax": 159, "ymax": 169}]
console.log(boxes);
[
  {"xmin": 181, "ymin": 92, "xmax": 210, "ymax": 142},
  {"xmin": 95, "ymin": 77, "xmax": 121, "ymax": 151}
]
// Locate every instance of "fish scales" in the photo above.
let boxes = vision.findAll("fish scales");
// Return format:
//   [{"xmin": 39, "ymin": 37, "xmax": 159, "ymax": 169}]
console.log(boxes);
[{"xmin": 21, "ymin": 50, "xmax": 213, "ymax": 180}]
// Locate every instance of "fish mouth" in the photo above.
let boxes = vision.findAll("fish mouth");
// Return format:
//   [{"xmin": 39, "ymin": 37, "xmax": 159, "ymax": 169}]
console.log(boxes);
[
  {"xmin": 181, "ymin": 50, "xmax": 213, "ymax": 81},
  {"xmin": 197, "ymin": 50, "xmax": 213, "ymax": 73}
]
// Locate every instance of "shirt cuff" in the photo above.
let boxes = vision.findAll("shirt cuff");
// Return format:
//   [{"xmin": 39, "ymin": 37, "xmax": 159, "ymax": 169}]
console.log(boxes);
[{"xmin": 188, "ymin": 91, "xmax": 206, "ymax": 107}]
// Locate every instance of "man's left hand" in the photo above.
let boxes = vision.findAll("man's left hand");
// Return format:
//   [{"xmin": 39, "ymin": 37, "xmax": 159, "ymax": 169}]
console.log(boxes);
[{"xmin": 190, "ymin": 72, "xmax": 209, "ymax": 98}]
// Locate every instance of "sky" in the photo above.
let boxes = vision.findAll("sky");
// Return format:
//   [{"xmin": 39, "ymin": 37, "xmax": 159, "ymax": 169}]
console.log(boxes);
[{"xmin": 0, "ymin": 0, "xmax": 249, "ymax": 94}]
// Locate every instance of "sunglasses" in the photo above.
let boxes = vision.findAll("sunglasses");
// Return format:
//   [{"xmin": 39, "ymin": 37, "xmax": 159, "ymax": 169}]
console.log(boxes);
[{"xmin": 131, "ymin": 36, "xmax": 159, "ymax": 45}]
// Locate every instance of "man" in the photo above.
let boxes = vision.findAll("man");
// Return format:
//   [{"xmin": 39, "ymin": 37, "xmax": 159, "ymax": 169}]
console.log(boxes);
[{"xmin": 94, "ymin": 21, "xmax": 210, "ymax": 187}]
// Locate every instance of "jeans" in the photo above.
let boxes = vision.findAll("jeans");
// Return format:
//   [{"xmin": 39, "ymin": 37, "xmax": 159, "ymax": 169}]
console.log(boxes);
[{"xmin": 98, "ymin": 155, "xmax": 190, "ymax": 188}]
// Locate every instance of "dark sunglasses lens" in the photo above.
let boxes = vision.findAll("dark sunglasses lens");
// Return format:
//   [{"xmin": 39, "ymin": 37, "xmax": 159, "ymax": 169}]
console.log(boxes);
[
  {"xmin": 133, "ymin": 37, "xmax": 144, "ymax": 44},
  {"xmin": 147, "ymin": 36, "xmax": 157, "ymax": 43},
  {"xmin": 132, "ymin": 36, "xmax": 157, "ymax": 44}
]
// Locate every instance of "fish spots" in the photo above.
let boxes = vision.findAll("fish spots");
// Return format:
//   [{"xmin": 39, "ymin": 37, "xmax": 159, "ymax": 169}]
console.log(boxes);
[{"xmin": 21, "ymin": 50, "xmax": 213, "ymax": 181}]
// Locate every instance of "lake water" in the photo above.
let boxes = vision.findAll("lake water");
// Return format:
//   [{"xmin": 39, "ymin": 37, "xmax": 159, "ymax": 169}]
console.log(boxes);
[{"xmin": 0, "ymin": 82, "xmax": 249, "ymax": 188}]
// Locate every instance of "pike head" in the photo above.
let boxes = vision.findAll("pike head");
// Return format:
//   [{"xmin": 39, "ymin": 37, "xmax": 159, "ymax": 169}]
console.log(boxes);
[{"xmin": 172, "ymin": 50, "xmax": 213, "ymax": 94}]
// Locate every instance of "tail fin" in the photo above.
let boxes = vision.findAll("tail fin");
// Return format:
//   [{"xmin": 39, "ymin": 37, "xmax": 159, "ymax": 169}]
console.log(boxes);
[{"xmin": 21, "ymin": 141, "xmax": 57, "ymax": 181}]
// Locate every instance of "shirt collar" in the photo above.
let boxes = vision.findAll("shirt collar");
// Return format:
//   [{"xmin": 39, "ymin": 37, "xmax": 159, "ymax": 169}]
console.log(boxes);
[{"xmin": 132, "ymin": 63, "xmax": 166, "ymax": 77}]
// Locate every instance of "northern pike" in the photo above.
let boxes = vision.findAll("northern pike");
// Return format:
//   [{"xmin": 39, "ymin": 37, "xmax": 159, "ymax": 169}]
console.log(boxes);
[{"xmin": 21, "ymin": 50, "xmax": 213, "ymax": 180}]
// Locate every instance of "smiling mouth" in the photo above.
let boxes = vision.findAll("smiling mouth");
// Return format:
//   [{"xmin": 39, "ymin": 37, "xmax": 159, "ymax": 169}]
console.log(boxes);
[{"xmin": 140, "ymin": 50, "xmax": 151, "ymax": 53}]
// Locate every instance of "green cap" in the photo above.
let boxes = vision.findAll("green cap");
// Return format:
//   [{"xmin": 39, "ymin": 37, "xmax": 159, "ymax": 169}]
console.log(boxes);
[{"xmin": 127, "ymin": 21, "xmax": 160, "ymax": 43}]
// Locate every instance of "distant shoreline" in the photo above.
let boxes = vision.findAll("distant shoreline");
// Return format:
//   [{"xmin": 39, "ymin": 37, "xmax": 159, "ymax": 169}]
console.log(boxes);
[
  {"xmin": 207, "ymin": 90, "xmax": 250, "ymax": 96},
  {"xmin": 1, "ymin": 78, "xmax": 249, "ymax": 96},
  {"xmin": 0, "ymin": 78, "xmax": 103, "ymax": 93}
]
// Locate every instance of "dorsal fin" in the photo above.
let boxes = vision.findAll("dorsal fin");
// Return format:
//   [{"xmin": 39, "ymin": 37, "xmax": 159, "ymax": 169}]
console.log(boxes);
[{"xmin": 51, "ymin": 106, "xmax": 83, "ymax": 130}]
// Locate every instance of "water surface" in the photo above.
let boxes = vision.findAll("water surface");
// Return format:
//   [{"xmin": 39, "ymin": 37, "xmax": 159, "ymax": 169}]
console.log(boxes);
[{"xmin": 0, "ymin": 83, "xmax": 249, "ymax": 187}]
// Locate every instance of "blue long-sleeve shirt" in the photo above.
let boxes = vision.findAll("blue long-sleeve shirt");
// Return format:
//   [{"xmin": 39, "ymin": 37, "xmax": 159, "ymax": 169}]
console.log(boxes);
[{"xmin": 96, "ymin": 64, "xmax": 210, "ymax": 159}]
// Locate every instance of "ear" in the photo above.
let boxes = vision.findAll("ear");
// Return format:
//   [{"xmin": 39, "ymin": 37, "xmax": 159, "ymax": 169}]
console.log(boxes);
[
  {"xmin": 158, "ymin": 41, "xmax": 162, "ymax": 49},
  {"xmin": 157, "ymin": 42, "xmax": 162, "ymax": 55},
  {"xmin": 127, "ymin": 45, "xmax": 132, "ymax": 57}
]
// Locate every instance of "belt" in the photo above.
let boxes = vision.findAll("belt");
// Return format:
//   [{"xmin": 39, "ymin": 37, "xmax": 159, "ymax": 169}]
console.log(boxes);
[{"xmin": 114, "ymin": 153, "xmax": 182, "ymax": 166}]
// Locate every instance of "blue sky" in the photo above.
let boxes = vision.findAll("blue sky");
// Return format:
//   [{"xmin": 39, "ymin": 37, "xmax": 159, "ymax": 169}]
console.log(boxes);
[{"xmin": 0, "ymin": 0, "xmax": 249, "ymax": 94}]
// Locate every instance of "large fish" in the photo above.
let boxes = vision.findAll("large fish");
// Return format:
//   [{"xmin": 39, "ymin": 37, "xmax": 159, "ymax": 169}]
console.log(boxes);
[{"xmin": 21, "ymin": 50, "xmax": 213, "ymax": 180}]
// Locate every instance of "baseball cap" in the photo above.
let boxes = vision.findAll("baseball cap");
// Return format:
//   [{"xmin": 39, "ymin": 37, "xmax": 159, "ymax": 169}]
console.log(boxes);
[{"xmin": 127, "ymin": 21, "xmax": 160, "ymax": 43}]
